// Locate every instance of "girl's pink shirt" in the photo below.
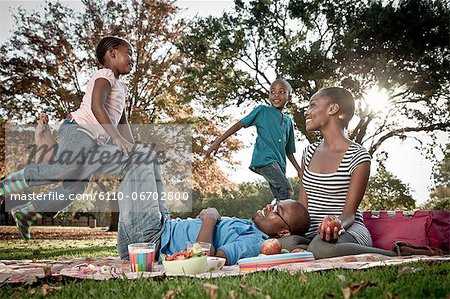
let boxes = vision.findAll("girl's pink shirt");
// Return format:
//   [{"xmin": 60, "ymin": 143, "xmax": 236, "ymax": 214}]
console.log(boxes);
[{"xmin": 70, "ymin": 68, "xmax": 127, "ymax": 144}]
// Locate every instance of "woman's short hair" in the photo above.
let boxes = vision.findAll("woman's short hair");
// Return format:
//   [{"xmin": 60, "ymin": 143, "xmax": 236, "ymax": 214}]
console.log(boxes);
[{"xmin": 319, "ymin": 87, "xmax": 355, "ymax": 127}]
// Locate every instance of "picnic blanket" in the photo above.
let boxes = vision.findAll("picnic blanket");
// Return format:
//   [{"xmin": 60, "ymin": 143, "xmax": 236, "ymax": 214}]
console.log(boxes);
[{"xmin": 1, "ymin": 254, "xmax": 449, "ymax": 284}]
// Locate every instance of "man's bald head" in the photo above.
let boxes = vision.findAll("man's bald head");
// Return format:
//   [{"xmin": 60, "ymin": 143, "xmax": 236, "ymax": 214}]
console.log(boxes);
[{"xmin": 283, "ymin": 200, "xmax": 310, "ymax": 235}]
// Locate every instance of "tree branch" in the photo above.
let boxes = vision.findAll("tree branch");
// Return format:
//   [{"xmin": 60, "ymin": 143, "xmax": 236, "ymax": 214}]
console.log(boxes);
[{"xmin": 369, "ymin": 123, "xmax": 450, "ymax": 155}]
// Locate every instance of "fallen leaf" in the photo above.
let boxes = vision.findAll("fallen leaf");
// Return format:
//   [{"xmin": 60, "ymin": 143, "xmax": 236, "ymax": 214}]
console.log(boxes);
[
  {"xmin": 203, "ymin": 283, "xmax": 219, "ymax": 299},
  {"xmin": 229, "ymin": 290, "xmax": 236, "ymax": 299},
  {"xmin": 336, "ymin": 274, "xmax": 346, "ymax": 283},
  {"xmin": 299, "ymin": 273, "xmax": 308, "ymax": 284},
  {"xmin": 342, "ymin": 287, "xmax": 351, "ymax": 299},
  {"xmin": 240, "ymin": 284, "xmax": 261, "ymax": 296},
  {"xmin": 40, "ymin": 284, "xmax": 61, "ymax": 296},
  {"xmin": 28, "ymin": 288, "xmax": 36, "ymax": 295},
  {"xmin": 348, "ymin": 281, "xmax": 377, "ymax": 294},
  {"xmin": 164, "ymin": 290, "xmax": 176, "ymax": 299}
]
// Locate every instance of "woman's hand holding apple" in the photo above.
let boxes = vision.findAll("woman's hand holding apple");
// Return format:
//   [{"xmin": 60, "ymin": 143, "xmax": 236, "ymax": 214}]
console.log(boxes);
[{"xmin": 318, "ymin": 215, "xmax": 342, "ymax": 242}]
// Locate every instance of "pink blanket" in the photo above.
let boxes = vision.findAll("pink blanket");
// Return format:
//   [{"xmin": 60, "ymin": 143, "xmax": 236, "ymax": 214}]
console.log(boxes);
[{"xmin": 1, "ymin": 254, "xmax": 449, "ymax": 284}]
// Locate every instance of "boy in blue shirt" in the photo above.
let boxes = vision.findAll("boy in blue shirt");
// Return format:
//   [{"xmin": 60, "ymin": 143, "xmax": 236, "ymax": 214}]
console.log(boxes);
[{"xmin": 206, "ymin": 79, "xmax": 301, "ymax": 200}]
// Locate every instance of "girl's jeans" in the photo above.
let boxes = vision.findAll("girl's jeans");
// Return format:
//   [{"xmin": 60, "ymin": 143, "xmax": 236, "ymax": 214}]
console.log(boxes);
[
  {"xmin": 253, "ymin": 162, "xmax": 293, "ymax": 200},
  {"xmin": 24, "ymin": 120, "xmax": 97, "ymax": 211},
  {"xmin": 22, "ymin": 120, "xmax": 169, "ymax": 259}
]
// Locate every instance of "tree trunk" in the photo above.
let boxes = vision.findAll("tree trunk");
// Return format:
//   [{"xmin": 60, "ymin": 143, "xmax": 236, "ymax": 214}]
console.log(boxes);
[{"xmin": 108, "ymin": 200, "xmax": 119, "ymax": 232}]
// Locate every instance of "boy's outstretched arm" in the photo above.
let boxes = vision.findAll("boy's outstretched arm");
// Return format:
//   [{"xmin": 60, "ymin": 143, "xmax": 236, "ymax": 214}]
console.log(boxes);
[
  {"xmin": 206, "ymin": 121, "xmax": 244, "ymax": 156},
  {"xmin": 287, "ymin": 153, "xmax": 302, "ymax": 178}
]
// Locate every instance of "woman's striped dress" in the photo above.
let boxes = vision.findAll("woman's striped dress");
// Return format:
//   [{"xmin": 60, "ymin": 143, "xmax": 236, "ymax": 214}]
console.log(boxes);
[{"xmin": 302, "ymin": 142, "xmax": 373, "ymax": 246}]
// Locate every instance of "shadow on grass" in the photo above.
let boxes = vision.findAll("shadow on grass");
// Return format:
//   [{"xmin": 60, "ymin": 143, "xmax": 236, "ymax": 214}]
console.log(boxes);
[{"xmin": 0, "ymin": 245, "xmax": 117, "ymax": 260}]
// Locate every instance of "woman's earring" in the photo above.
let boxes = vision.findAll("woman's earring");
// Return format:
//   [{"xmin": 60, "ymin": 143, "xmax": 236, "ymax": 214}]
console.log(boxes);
[{"xmin": 338, "ymin": 114, "xmax": 345, "ymax": 120}]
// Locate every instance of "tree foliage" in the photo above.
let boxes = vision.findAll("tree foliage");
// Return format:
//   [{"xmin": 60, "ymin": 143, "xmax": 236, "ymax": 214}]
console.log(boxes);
[
  {"xmin": 361, "ymin": 167, "xmax": 415, "ymax": 210},
  {"xmin": 0, "ymin": 0, "xmax": 240, "ymax": 194},
  {"xmin": 179, "ymin": 0, "xmax": 449, "ymax": 156},
  {"xmin": 173, "ymin": 178, "xmax": 301, "ymax": 219},
  {"xmin": 0, "ymin": 0, "xmax": 186, "ymax": 122},
  {"xmin": 421, "ymin": 144, "xmax": 450, "ymax": 210}
]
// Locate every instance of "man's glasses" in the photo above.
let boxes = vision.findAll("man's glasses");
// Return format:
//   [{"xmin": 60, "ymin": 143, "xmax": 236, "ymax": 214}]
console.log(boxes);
[{"xmin": 271, "ymin": 199, "xmax": 293, "ymax": 233}]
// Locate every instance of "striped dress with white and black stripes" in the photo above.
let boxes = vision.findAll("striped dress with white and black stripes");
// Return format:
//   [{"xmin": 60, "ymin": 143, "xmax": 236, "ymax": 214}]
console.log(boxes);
[{"xmin": 302, "ymin": 142, "xmax": 373, "ymax": 246}]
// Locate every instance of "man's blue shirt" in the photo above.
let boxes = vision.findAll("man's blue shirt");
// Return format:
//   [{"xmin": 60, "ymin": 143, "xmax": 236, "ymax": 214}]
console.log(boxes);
[
  {"xmin": 160, "ymin": 217, "xmax": 269, "ymax": 265},
  {"xmin": 240, "ymin": 105, "xmax": 296, "ymax": 173}
]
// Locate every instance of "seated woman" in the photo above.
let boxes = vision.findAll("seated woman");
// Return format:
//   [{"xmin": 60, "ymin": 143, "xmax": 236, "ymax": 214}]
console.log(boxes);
[{"xmin": 292, "ymin": 87, "xmax": 440, "ymax": 258}]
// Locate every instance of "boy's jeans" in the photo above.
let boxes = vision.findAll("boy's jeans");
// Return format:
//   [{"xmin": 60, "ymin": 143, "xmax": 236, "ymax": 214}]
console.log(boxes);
[{"xmin": 253, "ymin": 162, "xmax": 293, "ymax": 200}]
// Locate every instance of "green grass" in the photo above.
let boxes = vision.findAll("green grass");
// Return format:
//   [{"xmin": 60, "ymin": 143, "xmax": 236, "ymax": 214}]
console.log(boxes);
[
  {"xmin": 0, "ymin": 228, "xmax": 449, "ymax": 298},
  {"xmin": 0, "ymin": 226, "xmax": 117, "ymax": 260},
  {"xmin": 0, "ymin": 239, "xmax": 117, "ymax": 260},
  {"xmin": 2, "ymin": 262, "xmax": 449, "ymax": 298}
]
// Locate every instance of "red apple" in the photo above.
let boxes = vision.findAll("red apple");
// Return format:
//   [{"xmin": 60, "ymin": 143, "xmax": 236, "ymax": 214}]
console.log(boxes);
[
  {"xmin": 261, "ymin": 238, "xmax": 282, "ymax": 255},
  {"xmin": 321, "ymin": 215, "xmax": 342, "ymax": 233}
]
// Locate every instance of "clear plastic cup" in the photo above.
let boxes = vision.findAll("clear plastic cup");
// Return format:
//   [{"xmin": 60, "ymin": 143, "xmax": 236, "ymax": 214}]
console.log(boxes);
[{"xmin": 186, "ymin": 241, "xmax": 211, "ymax": 256}]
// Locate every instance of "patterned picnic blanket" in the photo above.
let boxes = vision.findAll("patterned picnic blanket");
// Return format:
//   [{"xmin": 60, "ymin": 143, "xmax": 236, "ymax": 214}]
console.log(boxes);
[{"xmin": 1, "ymin": 254, "xmax": 449, "ymax": 284}]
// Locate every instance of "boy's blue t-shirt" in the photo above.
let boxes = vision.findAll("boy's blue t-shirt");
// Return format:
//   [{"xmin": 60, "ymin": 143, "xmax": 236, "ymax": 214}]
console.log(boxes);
[
  {"xmin": 160, "ymin": 217, "xmax": 269, "ymax": 265},
  {"xmin": 240, "ymin": 105, "xmax": 296, "ymax": 173}
]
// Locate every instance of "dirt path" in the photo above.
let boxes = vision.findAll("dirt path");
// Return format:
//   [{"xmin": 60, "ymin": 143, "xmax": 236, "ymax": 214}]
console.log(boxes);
[{"xmin": 0, "ymin": 226, "xmax": 117, "ymax": 240}]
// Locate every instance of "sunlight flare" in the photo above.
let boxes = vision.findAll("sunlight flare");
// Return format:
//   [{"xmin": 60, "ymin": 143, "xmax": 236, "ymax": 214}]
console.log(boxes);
[{"xmin": 363, "ymin": 86, "xmax": 390, "ymax": 112}]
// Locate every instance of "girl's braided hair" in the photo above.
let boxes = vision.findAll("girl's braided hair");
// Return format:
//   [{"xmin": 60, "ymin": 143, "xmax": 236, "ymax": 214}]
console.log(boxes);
[{"xmin": 95, "ymin": 36, "xmax": 131, "ymax": 65}]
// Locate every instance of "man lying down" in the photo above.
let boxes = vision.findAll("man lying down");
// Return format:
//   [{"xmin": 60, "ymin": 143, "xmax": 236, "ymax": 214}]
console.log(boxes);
[{"xmin": 152, "ymin": 200, "xmax": 310, "ymax": 265}]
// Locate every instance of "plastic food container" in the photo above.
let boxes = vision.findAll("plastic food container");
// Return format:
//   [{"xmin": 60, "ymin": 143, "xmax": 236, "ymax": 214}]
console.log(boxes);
[
  {"xmin": 162, "ymin": 255, "xmax": 207, "ymax": 275},
  {"xmin": 205, "ymin": 256, "xmax": 226, "ymax": 272}
]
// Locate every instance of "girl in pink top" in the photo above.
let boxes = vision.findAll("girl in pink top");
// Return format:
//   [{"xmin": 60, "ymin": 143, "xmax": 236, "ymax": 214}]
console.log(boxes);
[
  {"xmin": 1, "ymin": 36, "xmax": 135, "ymax": 240},
  {"xmin": 70, "ymin": 37, "xmax": 134, "ymax": 150}
]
